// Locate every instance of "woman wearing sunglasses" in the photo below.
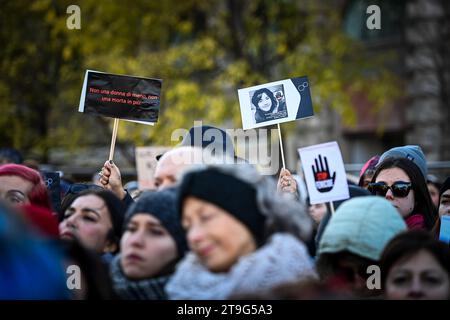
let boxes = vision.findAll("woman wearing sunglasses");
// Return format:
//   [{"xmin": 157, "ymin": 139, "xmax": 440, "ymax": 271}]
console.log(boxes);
[{"xmin": 368, "ymin": 157, "xmax": 436, "ymax": 230}]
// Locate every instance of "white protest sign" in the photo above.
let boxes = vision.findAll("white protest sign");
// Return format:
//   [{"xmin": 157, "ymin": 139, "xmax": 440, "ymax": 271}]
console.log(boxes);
[
  {"xmin": 298, "ymin": 141, "xmax": 349, "ymax": 205},
  {"xmin": 135, "ymin": 146, "xmax": 170, "ymax": 190},
  {"xmin": 237, "ymin": 76, "xmax": 314, "ymax": 130}
]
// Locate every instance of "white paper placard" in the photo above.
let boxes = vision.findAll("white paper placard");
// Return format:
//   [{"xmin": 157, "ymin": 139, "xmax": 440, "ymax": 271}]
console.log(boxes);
[
  {"xmin": 237, "ymin": 76, "xmax": 313, "ymax": 130},
  {"xmin": 298, "ymin": 141, "xmax": 349, "ymax": 205}
]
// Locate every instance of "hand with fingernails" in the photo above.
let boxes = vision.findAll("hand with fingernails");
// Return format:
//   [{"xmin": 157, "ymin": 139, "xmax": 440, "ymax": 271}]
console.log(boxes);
[
  {"xmin": 99, "ymin": 160, "xmax": 126, "ymax": 200},
  {"xmin": 277, "ymin": 168, "xmax": 298, "ymax": 197}
]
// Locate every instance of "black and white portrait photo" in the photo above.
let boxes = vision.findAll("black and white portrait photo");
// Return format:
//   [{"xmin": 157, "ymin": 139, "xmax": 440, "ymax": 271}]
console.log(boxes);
[{"xmin": 249, "ymin": 85, "xmax": 288, "ymax": 124}]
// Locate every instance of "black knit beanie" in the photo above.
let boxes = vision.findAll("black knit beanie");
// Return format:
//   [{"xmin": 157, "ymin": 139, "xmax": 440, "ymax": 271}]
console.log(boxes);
[
  {"xmin": 124, "ymin": 188, "xmax": 188, "ymax": 257},
  {"xmin": 176, "ymin": 168, "xmax": 266, "ymax": 245}
]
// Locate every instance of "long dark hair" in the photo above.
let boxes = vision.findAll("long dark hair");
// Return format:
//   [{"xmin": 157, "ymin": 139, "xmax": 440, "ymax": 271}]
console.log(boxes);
[
  {"xmin": 60, "ymin": 189, "xmax": 125, "ymax": 253},
  {"xmin": 371, "ymin": 157, "xmax": 437, "ymax": 230},
  {"xmin": 251, "ymin": 88, "xmax": 278, "ymax": 122},
  {"xmin": 59, "ymin": 239, "xmax": 117, "ymax": 299},
  {"xmin": 380, "ymin": 230, "xmax": 450, "ymax": 290}
]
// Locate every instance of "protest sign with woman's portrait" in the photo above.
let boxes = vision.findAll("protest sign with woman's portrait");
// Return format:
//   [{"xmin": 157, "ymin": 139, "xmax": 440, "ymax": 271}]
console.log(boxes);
[{"xmin": 250, "ymin": 85, "xmax": 288, "ymax": 124}]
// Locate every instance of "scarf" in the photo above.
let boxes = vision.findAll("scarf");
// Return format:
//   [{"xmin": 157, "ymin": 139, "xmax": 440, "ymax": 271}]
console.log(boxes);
[
  {"xmin": 405, "ymin": 214, "xmax": 425, "ymax": 230},
  {"xmin": 110, "ymin": 255, "xmax": 170, "ymax": 300},
  {"xmin": 166, "ymin": 233, "xmax": 316, "ymax": 300}
]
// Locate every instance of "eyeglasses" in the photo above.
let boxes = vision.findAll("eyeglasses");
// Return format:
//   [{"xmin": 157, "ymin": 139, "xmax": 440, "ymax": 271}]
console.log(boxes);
[
  {"xmin": 65, "ymin": 183, "xmax": 103, "ymax": 197},
  {"xmin": 368, "ymin": 181, "xmax": 412, "ymax": 198}
]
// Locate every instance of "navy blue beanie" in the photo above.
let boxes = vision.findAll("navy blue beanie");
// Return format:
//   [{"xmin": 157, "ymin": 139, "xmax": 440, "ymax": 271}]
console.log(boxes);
[{"xmin": 125, "ymin": 188, "xmax": 188, "ymax": 257}]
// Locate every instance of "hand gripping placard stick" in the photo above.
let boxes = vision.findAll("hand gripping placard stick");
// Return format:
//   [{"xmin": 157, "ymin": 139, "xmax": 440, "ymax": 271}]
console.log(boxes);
[
  {"xmin": 109, "ymin": 118, "xmax": 119, "ymax": 161},
  {"xmin": 277, "ymin": 123, "xmax": 286, "ymax": 169}
]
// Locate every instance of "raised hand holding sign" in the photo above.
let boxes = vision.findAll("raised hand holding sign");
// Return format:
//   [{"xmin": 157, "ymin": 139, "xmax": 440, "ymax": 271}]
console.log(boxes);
[{"xmin": 312, "ymin": 154, "xmax": 336, "ymax": 193}]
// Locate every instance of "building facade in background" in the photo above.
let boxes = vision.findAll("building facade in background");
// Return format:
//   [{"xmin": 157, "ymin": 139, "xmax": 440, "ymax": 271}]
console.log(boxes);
[{"xmin": 287, "ymin": 0, "xmax": 449, "ymax": 172}]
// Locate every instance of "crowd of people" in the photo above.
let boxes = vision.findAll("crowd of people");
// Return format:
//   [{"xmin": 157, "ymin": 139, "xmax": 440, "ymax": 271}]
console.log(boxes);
[{"xmin": 0, "ymin": 126, "xmax": 449, "ymax": 300}]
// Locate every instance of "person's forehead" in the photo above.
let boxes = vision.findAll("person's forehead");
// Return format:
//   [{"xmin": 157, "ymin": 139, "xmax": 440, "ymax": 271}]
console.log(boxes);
[
  {"xmin": 182, "ymin": 197, "xmax": 213, "ymax": 217},
  {"xmin": 442, "ymin": 190, "xmax": 450, "ymax": 198},
  {"xmin": 183, "ymin": 197, "xmax": 229, "ymax": 217},
  {"xmin": 130, "ymin": 213, "xmax": 161, "ymax": 225},
  {"xmin": 156, "ymin": 148, "xmax": 202, "ymax": 174},
  {"xmin": 72, "ymin": 194, "xmax": 105, "ymax": 208},
  {"xmin": 0, "ymin": 175, "xmax": 33, "ymax": 191},
  {"xmin": 156, "ymin": 156, "xmax": 187, "ymax": 177},
  {"xmin": 392, "ymin": 250, "xmax": 443, "ymax": 272},
  {"xmin": 427, "ymin": 183, "xmax": 439, "ymax": 194},
  {"xmin": 377, "ymin": 167, "xmax": 410, "ymax": 181}
]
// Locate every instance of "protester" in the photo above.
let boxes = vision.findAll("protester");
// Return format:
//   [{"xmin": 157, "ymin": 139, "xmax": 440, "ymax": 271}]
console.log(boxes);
[
  {"xmin": 59, "ymin": 182, "xmax": 104, "ymax": 221},
  {"xmin": 0, "ymin": 202, "xmax": 69, "ymax": 299},
  {"xmin": 316, "ymin": 196, "xmax": 406, "ymax": 297},
  {"xmin": 161, "ymin": 126, "xmax": 297, "ymax": 200},
  {"xmin": 110, "ymin": 188, "xmax": 188, "ymax": 299},
  {"xmin": 153, "ymin": 125, "xmax": 239, "ymax": 190},
  {"xmin": 277, "ymin": 168, "xmax": 299, "ymax": 199},
  {"xmin": 304, "ymin": 198, "xmax": 328, "ymax": 257},
  {"xmin": 0, "ymin": 163, "xmax": 52, "ymax": 210},
  {"xmin": 314, "ymin": 185, "xmax": 371, "ymax": 253},
  {"xmin": 377, "ymin": 145, "xmax": 428, "ymax": 179},
  {"xmin": 153, "ymin": 147, "xmax": 204, "ymax": 190},
  {"xmin": 168, "ymin": 124, "xmax": 236, "ymax": 160},
  {"xmin": 308, "ymin": 201, "xmax": 327, "ymax": 226},
  {"xmin": 22, "ymin": 159, "xmax": 40, "ymax": 171},
  {"xmin": 358, "ymin": 155, "xmax": 380, "ymax": 189},
  {"xmin": 380, "ymin": 230, "xmax": 450, "ymax": 300},
  {"xmin": 59, "ymin": 189, "xmax": 125, "ymax": 261},
  {"xmin": 431, "ymin": 177, "xmax": 450, "ymax": 239},
  {"xmin": 100, "ymin": 124, "xmax": 295, "ymax": 201},
  {"xmin": 19, "ymin": 204, "xmax": 59, "ymax": 238},
  {"xmin": 59, "ymin": 239, "xmax": 117, "ymax": 299},
  {"xmin": 166, "ymin": 164, "xmax": 315, "ymax": 299},
  {"xmin": 97, "ymin": 161, "xmax": 134, "ymax": 208},
  {"xmin": 0, "ymin": 147, "xmax": 23, "ymax": 164},
  {"xmin": 369, "ymin": 157, "xmax": 436, "ymax": 230},
  {"xmin": 437, "ymin": 177, "xmax": 450, "ymax": 218},
  {"xmin": 427, "ymin": 174, "xmax": 442, "ymax": 209}
]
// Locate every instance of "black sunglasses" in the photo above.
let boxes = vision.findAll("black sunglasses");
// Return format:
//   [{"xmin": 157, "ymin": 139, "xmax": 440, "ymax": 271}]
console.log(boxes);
[
  {"xmin": 368, "ymin": 181, "xmax": 412, "ymax": 198},
  {"xmin": 65, "ymin": 183, "xmax": 103, "ymax": 196}
]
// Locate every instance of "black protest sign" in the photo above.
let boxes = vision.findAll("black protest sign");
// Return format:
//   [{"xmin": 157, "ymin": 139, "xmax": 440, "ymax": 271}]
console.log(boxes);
[
  {"xmin": 79, "ymin": 70, "xmax": 162, "ymax": 124},
  {"xmin": 41, "ymin": 171, "xmax": 61, "ymax": 213}
]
